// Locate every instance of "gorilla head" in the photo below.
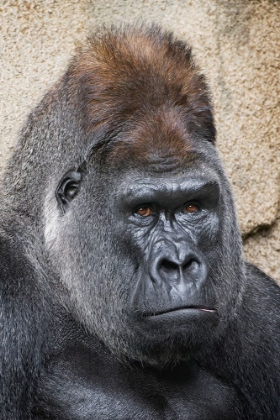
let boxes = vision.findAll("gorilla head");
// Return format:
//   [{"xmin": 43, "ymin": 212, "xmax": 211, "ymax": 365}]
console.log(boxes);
[{"xmin": 4, "ymin": 25, "xmax": 244, "ymax": 368}]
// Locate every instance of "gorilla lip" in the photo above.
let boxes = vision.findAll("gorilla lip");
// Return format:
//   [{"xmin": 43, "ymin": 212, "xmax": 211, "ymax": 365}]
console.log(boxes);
[{"xmin": 143, "ymin": 306, "xmax": 217, "ymax": 317}]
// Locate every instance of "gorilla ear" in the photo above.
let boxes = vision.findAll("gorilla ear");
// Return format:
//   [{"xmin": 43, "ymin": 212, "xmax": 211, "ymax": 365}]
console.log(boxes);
[{"xmin": 56, "ymin": 170, "xmax": 82, "ymax": 214}]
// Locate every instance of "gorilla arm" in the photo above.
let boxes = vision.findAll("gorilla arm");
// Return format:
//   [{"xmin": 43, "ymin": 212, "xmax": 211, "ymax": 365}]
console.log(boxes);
[
  {"xmin": 0, "ymin": 233, "xmax": 47, "ymax": 420},
  {"xmin": 232, "ymin": 263, "xmax": 280, "ymax": 415},
  {"xmin": 199, "ymin": 262, "xmax": 280, "ymax": 418}
]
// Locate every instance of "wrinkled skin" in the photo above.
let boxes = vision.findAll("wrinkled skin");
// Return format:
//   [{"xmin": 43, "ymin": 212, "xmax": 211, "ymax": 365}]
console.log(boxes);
[{"xmin": 0, "ymin": 24, "xmax": 280, "ymax": 420}]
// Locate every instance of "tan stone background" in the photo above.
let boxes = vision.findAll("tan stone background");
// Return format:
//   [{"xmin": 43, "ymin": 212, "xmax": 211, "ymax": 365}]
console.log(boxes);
[{"xmin": 1, "ymin": 0, "xmax": 280, "ymax": 281}]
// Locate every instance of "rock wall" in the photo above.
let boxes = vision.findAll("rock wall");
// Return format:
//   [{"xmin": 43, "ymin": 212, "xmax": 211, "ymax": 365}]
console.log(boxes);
[{"xmin": 1, "ymin": 0, "xmax": 279, "ymax": 281}]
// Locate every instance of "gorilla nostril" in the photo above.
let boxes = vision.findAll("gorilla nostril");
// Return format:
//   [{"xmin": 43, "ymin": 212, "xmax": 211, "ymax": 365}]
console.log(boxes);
[
  {"xmin": 183, "ymin": 258, "xmax": 197, "ymax": 270},
  {"xmin": 161, "ymin": 259, "xmax": 179, "ymax": 272}
]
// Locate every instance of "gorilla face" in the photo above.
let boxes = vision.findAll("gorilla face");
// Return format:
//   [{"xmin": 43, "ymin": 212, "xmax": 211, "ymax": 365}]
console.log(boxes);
[
  {"xmin": 112, "ymin": 165, "xmax": 221, "ymax": 364},
  {"xmin": 44, "ymin": 117, "xmax": 243, "ymax": 367},
  {"xmin": 39, "ymin": 26, "xmax": 244, "ymax": 367}
]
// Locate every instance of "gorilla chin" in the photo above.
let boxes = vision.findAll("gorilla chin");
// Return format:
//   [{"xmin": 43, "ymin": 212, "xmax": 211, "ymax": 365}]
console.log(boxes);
[{"xmin": 125, "ymin": 307, "xmax": 220, "ymax": 368}]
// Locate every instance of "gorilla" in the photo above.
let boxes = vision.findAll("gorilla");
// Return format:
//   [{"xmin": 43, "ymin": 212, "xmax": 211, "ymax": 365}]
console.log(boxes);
[{"xmin": 0, "ymin": 24, "xmax": 280, "ymax": 420}]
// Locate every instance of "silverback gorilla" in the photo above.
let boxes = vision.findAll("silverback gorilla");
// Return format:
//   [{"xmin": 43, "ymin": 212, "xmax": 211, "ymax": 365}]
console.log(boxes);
[{"xmin": 1, "ymin": 24, "xmax": 280, "ymax": 420}]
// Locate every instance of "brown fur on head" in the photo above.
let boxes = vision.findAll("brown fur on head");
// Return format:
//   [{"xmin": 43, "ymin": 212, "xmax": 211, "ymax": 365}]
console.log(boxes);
[
  {"xmin": 3, "ymin": 24, "xmax": 216, "ymax": 221},
  {"xmin": 65, "ymin": 23, "xmax": 215, "ymax": 151}
]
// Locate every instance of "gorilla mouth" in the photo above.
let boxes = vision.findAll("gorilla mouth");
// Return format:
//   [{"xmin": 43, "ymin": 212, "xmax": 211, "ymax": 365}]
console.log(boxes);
[
  {"xmin": 141, "ymin": 306, "xmax": 218, "ymax": 326},
  {"xmin": 143, "ymin": 306, "xmax": 217, "ymax": 318}
]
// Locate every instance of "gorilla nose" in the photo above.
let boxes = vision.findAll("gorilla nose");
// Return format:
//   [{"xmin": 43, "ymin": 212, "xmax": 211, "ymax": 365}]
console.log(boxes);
[
  {"xmin": 160, "ymin": 257, "xmax": 197, "ymax": 279},
  {"xmin": 149, "ymin": 243, "xmax": 208, "ymax": 291}
]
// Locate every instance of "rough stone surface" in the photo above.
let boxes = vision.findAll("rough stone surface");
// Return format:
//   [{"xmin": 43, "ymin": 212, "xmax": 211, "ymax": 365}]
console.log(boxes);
[{"xmin": 1, "ymin": 0, "xmax": 279, "ymax": 281}]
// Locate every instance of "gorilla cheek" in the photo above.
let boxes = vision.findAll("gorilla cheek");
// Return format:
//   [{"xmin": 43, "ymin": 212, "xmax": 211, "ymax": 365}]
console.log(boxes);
[{"xmin": 43, "ymin": 198, "xmax": 100, "ymax": 326}]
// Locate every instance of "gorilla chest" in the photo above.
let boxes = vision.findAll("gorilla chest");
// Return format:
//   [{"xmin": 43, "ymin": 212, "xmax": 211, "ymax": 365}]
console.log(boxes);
[{"xmin": 33, "ymin": 346, "xmax": 238, "ymax": 420}]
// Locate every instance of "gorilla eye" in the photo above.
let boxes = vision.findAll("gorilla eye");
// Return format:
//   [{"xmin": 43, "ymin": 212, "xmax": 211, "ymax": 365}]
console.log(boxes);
[
  {"xmin": 183, "ymin": 203, "xmax": 200, "ymax": 213},
  {"xmin": 135, "ymin": 206, "xmax": 153, "ymax": 217},
  {"xmin": 63, "ymin": 180, "xmax": 79, "ymax": 201},
  {"xmin": 56, "ymin": 170, "xmax": 82, "ymax": 214}
]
